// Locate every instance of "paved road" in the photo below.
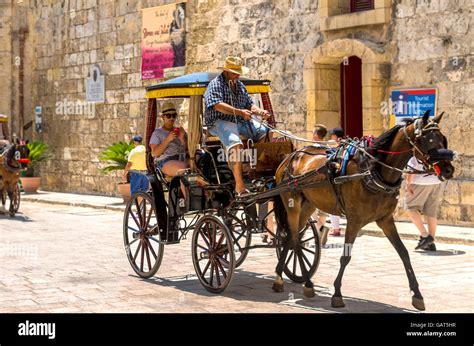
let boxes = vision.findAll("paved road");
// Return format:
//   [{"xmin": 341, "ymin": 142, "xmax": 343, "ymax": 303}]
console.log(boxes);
[{"xmin": 0, "ymin": 202, "xmax": 472, "ymax": 313}]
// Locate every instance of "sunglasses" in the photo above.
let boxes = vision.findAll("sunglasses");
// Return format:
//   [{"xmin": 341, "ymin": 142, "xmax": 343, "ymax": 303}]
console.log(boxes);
[{"xmin": 163, "ymin": 113, "xmax": 177, "ymax": 119}]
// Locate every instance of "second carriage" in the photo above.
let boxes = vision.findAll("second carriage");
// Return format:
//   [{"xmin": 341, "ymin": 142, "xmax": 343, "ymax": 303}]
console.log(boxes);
[{"xmin": 123, "ymin": 73, "xmax": 321, "ymax": 293}]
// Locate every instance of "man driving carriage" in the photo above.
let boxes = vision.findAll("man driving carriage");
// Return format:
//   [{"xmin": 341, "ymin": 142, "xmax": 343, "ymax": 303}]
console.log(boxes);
[{"xmin": 204, "ymin": 56, "xmax": 271, "ymax": 197}]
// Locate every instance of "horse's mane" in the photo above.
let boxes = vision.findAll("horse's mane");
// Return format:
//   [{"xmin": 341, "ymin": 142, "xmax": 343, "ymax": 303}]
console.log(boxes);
[{"xmin": 370, "ymin": 125, "xmax": 402, "ymax": 153}]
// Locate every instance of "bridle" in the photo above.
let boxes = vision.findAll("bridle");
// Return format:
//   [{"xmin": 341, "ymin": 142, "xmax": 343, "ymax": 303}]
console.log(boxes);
[{"xmin": 402, "ymin": 116, "xmax": 454, "ymax": 177}]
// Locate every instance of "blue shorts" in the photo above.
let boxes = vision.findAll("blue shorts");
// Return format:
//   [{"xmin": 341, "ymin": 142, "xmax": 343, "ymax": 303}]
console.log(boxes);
[
  {"xmin": 208, "ymin": 119, "xmax": 268, "ymax": 151},
  {"xmin": 130, "ymin": 172, "xmax": 149, "ymax": 195},
  {"xmin": 156, "ymin": 154, "xmax": 182, "ymax": 170}
]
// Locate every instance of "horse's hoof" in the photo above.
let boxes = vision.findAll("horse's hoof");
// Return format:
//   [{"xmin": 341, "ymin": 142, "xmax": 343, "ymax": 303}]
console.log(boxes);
[
  {"xmin": 412, "ymin": 296, "xmax": 425, "ymax": 311},
  {"xmin": 272, "ymin": 276, "xmax": 284, "ymax": 293},
  {"xmin": 272, "ymin": 282, "xmax": 284, "ymax": 293},
  {"xmin": 303, "ymin": 286, "xmax": 315, "ymax": 298},
  {"xmin": 331, "ymin": 296, "xmax": 345, "ymax": 308}
]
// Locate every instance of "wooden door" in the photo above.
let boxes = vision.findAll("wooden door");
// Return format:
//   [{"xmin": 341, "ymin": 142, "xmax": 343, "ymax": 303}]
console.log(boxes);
[{"xmin": 340, "ymin": 56, "xmax": 363, "ymax": 138}]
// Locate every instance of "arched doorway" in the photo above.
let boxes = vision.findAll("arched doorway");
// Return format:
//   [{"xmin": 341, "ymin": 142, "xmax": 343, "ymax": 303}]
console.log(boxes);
[{"xmin": 303, "ymin": 39, "xmax": 391, "ymax": 138}]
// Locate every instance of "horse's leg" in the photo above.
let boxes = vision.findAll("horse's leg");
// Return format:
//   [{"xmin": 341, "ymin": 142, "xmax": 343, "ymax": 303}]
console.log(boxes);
[
  {"xmin": 272, "ymin": 195, "xmax": 290, "ymax": 292},
  {"xmin": 376, "ymin": 215, "xmax": 425, "ymax": 311},
  {"xmin": 0, "ymin": 187, "xmax": 5, "ymax": 213},
  {"xmin": 331, "ymin": 220, "xmax": 360, "ymax": 308},
  {"xmin": 7, "ymin": 183, "xmax": 14, "ymax": 217},
  {"xmin": 272, "ymin": 234, "xmax": 289, "ymax": 293},
  {"xmin": 297, "ymin": 201, "xmax": 318, "ymax": 298},
  {"xmin": 272, "ymin": 194, "xmax": 301, "ymax": 293}
]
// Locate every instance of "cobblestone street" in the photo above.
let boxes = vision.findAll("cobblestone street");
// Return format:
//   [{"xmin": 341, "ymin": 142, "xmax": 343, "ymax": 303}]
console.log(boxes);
[{"xmin": 0, "ymin": 202, "xmax": 473, "ymax": 313}]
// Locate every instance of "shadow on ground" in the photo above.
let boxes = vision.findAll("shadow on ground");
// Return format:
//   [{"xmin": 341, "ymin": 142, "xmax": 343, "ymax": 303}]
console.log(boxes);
[
  {"xmin": 0, "ymin": 212, "xmax": 33, "ymax": 222},
  {"xmin": 137, "ymin": 269, "xmax": 418, "ymax": 313},
  {"xmin": 415, "ymin": 249, "xmax": 466, "ymax": 256}
]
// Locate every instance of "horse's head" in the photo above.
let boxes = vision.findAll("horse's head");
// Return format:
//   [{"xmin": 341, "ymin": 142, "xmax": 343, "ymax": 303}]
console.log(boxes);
[
  {"xmin": 15, "ymin": 138, "xmax": 30, "ymax": 169},
  {"xmin": 409, "ymin": 110, "xmax": 455, "ymax": 181}
]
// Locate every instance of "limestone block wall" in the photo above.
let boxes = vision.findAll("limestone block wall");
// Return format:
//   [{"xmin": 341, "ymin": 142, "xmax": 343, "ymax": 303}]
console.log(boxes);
[
  {"xmin": 26, "ymin": 0, "xmax": 179, "ymax": 195},
  {"xmin": 0, "ymin": 1, "xmax": 12, "ymax": 122},
  {"xmin": 2, "ymin": 0, "xmax": 472, "ymax": 224},
  {"xmin": 187, "ymin": 0, "xmax": 321, "ymax": 133},
  {"xmin": 391, "ymin": 0, "xmax": 474, "ymax": 224}
]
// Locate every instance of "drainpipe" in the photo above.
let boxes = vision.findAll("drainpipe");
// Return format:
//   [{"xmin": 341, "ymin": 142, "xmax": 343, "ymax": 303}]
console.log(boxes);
[{"xmin": 18, "ymin": 27, "xmax": 28, "ymax": 139}]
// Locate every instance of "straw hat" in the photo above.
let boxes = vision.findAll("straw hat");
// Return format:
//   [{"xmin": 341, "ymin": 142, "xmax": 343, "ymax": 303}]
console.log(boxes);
[
  {"xmin": 218, "ymin": 56, "xmax": 249, "ymax": 75},
  {"xmin": 161, "ymin": 101, "xmax": 177, "ymax": 115}
]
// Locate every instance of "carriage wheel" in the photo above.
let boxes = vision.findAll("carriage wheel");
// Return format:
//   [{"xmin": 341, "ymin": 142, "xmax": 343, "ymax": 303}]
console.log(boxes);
[
  {"xmin": 12, "ymin": 183, "xmax": 20, "ymax": 214},
  {"xmin": 276, "ymin": 220, "xmax": 321, "ymax": 283},
  {"xmin": 123, "ymin": 191, "xmax": 164, "ymax": 279},
  {"xmin": 192, "ymin": 215, "xmax": 235, "ymax": 293},
  {"xmin": 223, "ymin": 207, "xmax": 252, "ymax": 268}
]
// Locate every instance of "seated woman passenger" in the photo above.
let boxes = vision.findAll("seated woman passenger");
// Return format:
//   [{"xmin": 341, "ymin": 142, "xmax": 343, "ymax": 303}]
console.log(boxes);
[{"xmin": 149, "ymin": 102, "xmax": 189, "ymax": 176}]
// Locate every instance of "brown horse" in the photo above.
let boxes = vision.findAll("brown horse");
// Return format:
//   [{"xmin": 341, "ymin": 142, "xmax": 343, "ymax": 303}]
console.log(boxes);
[
  {"xmin": 0, "ymin": 140, "xmax": 29, "ymax": 217},
  {"xmin": 272, "ymin": 111, "xmax": 454, "ymax": 311}
]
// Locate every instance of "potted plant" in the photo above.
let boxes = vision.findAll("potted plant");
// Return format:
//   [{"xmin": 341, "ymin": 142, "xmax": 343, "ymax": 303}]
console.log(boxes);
[
  {"xmin": 21, "ymin": 141, "xmax": 51, "ymax": 193},
  {"xmin": 99, "ymin": 140, "xmax": 135, "ymax": 202}
]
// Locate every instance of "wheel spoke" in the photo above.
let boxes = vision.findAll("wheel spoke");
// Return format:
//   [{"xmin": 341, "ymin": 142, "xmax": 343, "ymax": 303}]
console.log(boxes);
[
  {"xmin": 145, "ymin": 238, "xmax": 157, "ymax": 260},
  {"xmin": 128, "ymin": 226, "xmax": 141, "ymax": 233},
  {"xmin": 145, "ymin": 206, "xmax": 153, "ymax": 228},
  {"xmin": 128, "ymin": 238, "xmax": 139, "ymax": 247},
  {"xmin": 300, "ymin": 248, "xmax": 312, "ymax": 268},
  {"xmin": 202, "ymin": 259, "xmax": 212, "ymax": 276},
  {"xmin": 284, "ymin": 251, "xmax": 294, "ymax": 267},
  {"xmin": 292, "ymin": 250, "xmax": 298, "ymax": 274},
  {"xmin": 215, "ymin": 254, "xmax": 230, "ymax": 266},
  {"xmin": 301, "ymin": 235, "xmax": 315, "ymax": 244},
  {"xmin": 140, "ymin": 241, "xmax": 145, "ymax": 272},
  {"xmin": 204, "ymin": 223, "xmax": 213, "ymax": 247},
  {"xmin": 216, "ymin": 232, "xmax": 225, "ymax": 248},
  {"xmin": 209, "ymin": 261, "xmax": 215, "ymax": 286},
  {"xmin": 135, "ymin": 199, "xmax": 144, "ymax": 227},
  {"xmin": 141, "ymin": 199, "xmax": 147, "ymax": 226},
  {"xmin": 216, "ymin": 261, "xmax": 228, "ymax": 280},
  {"xmin": 196, "ymin": 244, "xmax": 207, "ymax": 251},
  {"xmin": 147, "ymin": 236, "xmax": 160, "ymax": 244},
  {"xmin": 129, "ymin": 210, "xmax": 141, "ymax": 229},
  {"xmin": 301, "ymin": 245, "xmax": 316, "ymax": 256},
  {"xmin": 199, "ymin": 230, "xmax": 211, "ymax": 248},
  {"xmin": 214, "ymin": 262, "xmax": 221, "ymax": 286},
  {"xmin": 144, "ymin": 240, "xmax": 152, "ymax": 270},
  {"xmin": 133, "ymin": 240, "xmax": 142, "ymax": 262}
]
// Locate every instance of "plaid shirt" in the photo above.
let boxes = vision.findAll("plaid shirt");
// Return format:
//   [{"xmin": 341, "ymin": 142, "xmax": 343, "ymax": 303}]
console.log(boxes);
[{"xmin": 204, "ymin": 73, "xmax": 253, "ymax": 126}]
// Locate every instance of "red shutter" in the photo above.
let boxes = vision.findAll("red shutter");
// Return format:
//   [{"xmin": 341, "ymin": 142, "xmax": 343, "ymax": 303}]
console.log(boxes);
[{"xmin": 350, "ymin": 0, "xmax": 374, "ymax": 12}]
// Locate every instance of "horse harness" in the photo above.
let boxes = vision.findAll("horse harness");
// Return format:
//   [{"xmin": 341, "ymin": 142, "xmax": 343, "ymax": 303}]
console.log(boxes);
[{"xmin": 278, "ymin": 120, "xmax": 444, "ymax": 216}]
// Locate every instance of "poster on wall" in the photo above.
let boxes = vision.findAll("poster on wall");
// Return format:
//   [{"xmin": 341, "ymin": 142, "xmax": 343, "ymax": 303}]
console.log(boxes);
[
  {"xmin": 141, "ymin": 2, "xmax": 186, "ymax": 80},
  {"xmin": 389, "ymin": 88, "xmax": 437, "ymax": 127}
]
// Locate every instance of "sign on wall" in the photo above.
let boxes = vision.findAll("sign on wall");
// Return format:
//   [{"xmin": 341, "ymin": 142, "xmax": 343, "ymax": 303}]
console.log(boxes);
[
  {"xmin": 390, "ymin": 88, "xmax": 437, "ymax": 127},
  {"xmin": 86, "ymin": 65, "xmax": 105, "ymax": 103},
  {"xmin": 141, "ymin": 2, "xmax": 186, "ymax": 80},
  {"xmin": 35, "ymin": 106, "xmax": 43, "ymax": 132}
]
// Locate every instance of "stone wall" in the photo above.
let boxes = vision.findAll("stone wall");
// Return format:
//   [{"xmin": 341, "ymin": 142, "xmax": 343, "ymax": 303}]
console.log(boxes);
[
  {"xmin": 0, "ymin": 1, "xmax": 12, "ymax": 123},
  {"xmin": 390, "ymin": 0, "xmax": 473, "ymax": 225},
  {"xmin": 1, "ymin": 0, "xmax": 472, "ymax": 224},
  {"xmin": 24, "ymin": 0, "xmax": 178, "ymax": 195}
]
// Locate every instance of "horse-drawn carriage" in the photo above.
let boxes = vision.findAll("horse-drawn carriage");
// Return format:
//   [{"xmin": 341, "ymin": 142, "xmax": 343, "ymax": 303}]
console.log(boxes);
[
  {"xmin": 123, "ymin": 72, "xmax": 455, "ymax": 310},
  {"xmin": 123, "ymin": 72, "xmax": 321, "ymax": 293},
  {"xmin": 0, "ymin": 114, "xmax": 28, "ymax": 216}
]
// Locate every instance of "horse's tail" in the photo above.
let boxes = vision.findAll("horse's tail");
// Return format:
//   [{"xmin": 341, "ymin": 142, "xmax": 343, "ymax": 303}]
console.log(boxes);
[{"xmin": 273, "ymin": 194, "xmax": 288, "ymax": 232}]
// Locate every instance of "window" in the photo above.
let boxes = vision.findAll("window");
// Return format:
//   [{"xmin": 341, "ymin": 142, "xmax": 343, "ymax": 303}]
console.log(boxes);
[{"xmin": 350, "ymin": 0, "xmax": 374, "ymax": 13}]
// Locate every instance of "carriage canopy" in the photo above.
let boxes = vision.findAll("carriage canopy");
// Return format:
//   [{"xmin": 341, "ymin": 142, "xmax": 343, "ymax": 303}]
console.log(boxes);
[{"xmin": 143, "ymin": 72, "xmax": 274, "ymax": 171}]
